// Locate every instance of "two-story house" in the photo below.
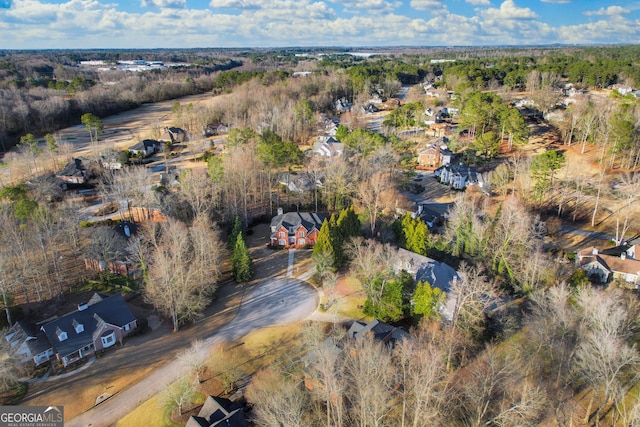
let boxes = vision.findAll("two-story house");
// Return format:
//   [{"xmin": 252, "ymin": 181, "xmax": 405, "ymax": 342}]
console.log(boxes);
[{"xmin": 269, "ymin": 210, "xmax": 326, "ymax": 248}]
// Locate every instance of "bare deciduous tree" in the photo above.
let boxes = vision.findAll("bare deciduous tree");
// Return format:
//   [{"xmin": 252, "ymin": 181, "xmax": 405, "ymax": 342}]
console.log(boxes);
[
  {"xmin": 143, "ymin": 218, "xmax": 223, "ymax": 332},
  {"xmin": 177, "ymin": 339, "xmax": 208, "ymax": 384},
  {"xmin": 246, "ymin": 366, "xmax": 310, "ymax": 427},
  {"xmin": 161, "ymin": 375, "xmax": 197, "ymax": 417}
]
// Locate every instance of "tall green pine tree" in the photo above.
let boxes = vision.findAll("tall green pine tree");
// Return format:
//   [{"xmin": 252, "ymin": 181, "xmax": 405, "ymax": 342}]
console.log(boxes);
[
  {"xmin": 232, "ymin": 233, "xmax": 253, "ymax": 283},
  {"xmin": 337, "ymin": 206, "xmax": 361, "ymax": 240},
  {"xmin": 313, "ymin": 219, "xmax": 335, "ymax": 273}
]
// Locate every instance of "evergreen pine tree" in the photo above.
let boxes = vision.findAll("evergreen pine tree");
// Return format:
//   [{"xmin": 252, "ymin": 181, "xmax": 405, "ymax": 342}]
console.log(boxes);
[
  {"xmin": 229, "ymin": 215, "xmax": 243, "ymax": 247},
  {"xmin": 411, "ymin": 280, "xmax": 444, "ymax": 321},
  {"xmin": 232, "ymin": 233, "xmax": 253, "ymax": 283},
  {"xmin": 312, "ymin": 219, "xmax": 335, "ymax": 273},
  {"xmin": 337, "ymin": 206, "xmax": 361, "ymax": 239}
]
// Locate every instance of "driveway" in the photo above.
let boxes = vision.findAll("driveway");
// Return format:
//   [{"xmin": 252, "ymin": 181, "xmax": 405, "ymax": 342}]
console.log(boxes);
[{"xmin": 65, "ymin": 274, "xmax": 317, "ymax": 427}]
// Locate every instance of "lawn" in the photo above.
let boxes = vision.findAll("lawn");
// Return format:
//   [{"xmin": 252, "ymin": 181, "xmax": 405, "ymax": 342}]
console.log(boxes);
[{"xmin": 117, "ymin": 323, "xmax": 304, "ymax": 427}]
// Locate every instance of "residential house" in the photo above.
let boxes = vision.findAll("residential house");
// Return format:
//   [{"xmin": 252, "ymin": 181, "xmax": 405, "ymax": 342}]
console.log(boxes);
[
  {"xmin": 269, "ymin": 211, "xmax": 326, "ymax": 248},
  {"xmin": 334, "ymin": 97, "xmax": 352, "ymax": 113},
  {"xmin": 99, "ymin": 151, "xmax": 124, "ymax": 170},
  {"xmin": 361, "ymin": 103, "xmax": 379, "ymax": 114},
  {"xmin": 84, "ymin": 221, "xmax": 137, "ymax": 276},
  {"xmin": 203, "ymin": 123, "xmax": 231, "ymax": 137},
  {"xmin": 312, "ymin": 136, "xmax": 344, "ymax": 157},
  {"xmin": 56, "ymin": 158, "xmax": 87, "ymax": 184},
  {"xmin": 128, "ymin": 139, "xmax": 162, "ymax": 157},
  {"xmin": 414, "ymin": 203, "xmax": 445, "ymax": 229},
  {"xmin": 615, "ymin": 86, "xmax": 633, "ymax": 96},
  {"xmin": 395, "ymin": 248, "xmax": 458, "ymax": 322},
  {"xmin": 303, "ymin": 320, "xmax": 409, "ymax": 391},
  {"xmin": 576, "ymin": 245, "xmax": 640, "ymax": 287},
  {"xmin": 317, "ymin": 115, "xmax": 339, "ymax": 136},
  {"xmin": 164, "ymin": 127, "xmax": 187, "ymax": 143},
  {"xmin": 185, "ymin": 396, "xmax": 248, "ymax": 427},
  {"xmin": 418, "ymin": 145, "xmax": 441, "ymax": 168},
  {"xmin": 435, "ymin": 164, "xmax": 483, "ymax": 190},
  {"xmin": 417, "ymin": 137, "xmax": 451, "ymax": 169},
  {"xmin": 347, "ymin": 319, "xmax": 409, "ymax": 346},
  {"xmin": 5, "ymin": 321, "xmax": 54, "ymax": 366},
  {"xmin": 6, "ymin": 293, "xmax": 137, "ymax": 366},
  {"xmin": 278, "ymin": 172, "xmax": 322, "ymax": 193}
]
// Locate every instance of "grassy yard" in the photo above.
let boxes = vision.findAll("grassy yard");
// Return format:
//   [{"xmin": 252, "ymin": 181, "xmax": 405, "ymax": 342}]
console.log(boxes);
[{"xmin": 117, "ymin": 323, "xmax": 304, "ymax": 427}]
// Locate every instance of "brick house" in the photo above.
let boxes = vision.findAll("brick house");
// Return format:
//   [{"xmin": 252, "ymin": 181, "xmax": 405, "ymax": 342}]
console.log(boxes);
[
  {"xmin": 6, "ymin": 293, "xmax": 137, "ymax": 367},
  {"xmin": 269, "ymin": 211, "xmax": 326, "ymax": 248}
]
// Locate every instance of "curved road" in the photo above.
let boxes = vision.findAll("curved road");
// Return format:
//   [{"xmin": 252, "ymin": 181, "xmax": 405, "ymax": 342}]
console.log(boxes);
[{"xmin": 67, "ymin": 277, "xmax": 317, "ymax": 427}]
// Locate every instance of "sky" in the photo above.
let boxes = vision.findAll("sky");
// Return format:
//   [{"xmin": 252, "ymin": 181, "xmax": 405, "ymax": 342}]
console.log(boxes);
[{"xmin": 1, "ymin": 0, "xmax": 640, "ymax": 49}]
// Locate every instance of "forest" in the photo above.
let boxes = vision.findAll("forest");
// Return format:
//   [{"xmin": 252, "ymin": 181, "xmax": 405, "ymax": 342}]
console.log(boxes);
[{"xmin": 0, "ymin": 45, "xmax": 639, "ymax": 426}]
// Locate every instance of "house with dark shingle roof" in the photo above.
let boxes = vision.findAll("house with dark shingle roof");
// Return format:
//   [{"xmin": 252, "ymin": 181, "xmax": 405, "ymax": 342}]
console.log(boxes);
[
  {"xmin": 128, "ymin": 139, "xmax": 162, "ymax": 157},
  {"xmin": 6, "ymin": 293, "xmax": 137, "ymax": 367},
  {"xmin": 56, "ymin": 158, "xmax": 87, "ymax": 184},
  {"xmin": 269, "ymin": 210, "xmax": 326, "ymax": 249},
  {"xmin": 347, "ymin": 319, "xmax": 410, "ymax": 346},
  {"xmin": 185, "ymin": 396, "xmax": 248, "ymax": 427}
]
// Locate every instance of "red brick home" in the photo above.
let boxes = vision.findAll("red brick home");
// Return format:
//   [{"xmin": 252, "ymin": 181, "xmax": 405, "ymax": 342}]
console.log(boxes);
[{"xmin": 269, "ymin": 211, "xmax": 326, "ymax": 248}]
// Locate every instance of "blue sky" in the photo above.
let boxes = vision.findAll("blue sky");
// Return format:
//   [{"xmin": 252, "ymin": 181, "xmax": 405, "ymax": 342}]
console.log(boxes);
[{"xmin": 1, "ymin": 0, "xmax": 639, "ymax": 49}]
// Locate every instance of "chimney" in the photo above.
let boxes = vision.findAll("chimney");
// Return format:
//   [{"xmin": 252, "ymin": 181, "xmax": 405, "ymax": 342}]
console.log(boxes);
[
  {"xmin": 592, "ymin": 248, "xmax": 598, "ymax": 255},
  {"xmin": 621, "ymin": 253, "xmax": 626, "ymax": 260},
  {"xmin": 78, "ymin": 303, "xmax": 88, "ymax": 311},
  {"xmin": 277, "ymin": 207, "xmax": 283, "ymax": 216}
]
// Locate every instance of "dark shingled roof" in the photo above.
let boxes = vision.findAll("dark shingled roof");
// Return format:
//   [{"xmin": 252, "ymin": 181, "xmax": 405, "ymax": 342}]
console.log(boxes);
[
  {"xmin": 270, "ymin": 212, "xmax": 325, "ymax": 236},
  {"xmin": 186, "ymin": 396, "xmax": 248, "ymax": 427},
  {"xmin": 58, "ymin": 158, "xmax": 85, "ymax": 178},
  {"xmin": 347, "ymin": 319, "xmax": 410, "ymax": 346},
  {"xmin": 41, "ymin": 293, "xmax": 135, "ymax": 358}
]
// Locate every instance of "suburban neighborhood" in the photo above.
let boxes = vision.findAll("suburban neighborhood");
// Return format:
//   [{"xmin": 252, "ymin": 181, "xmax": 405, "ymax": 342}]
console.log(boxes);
[{"xmin": 0, "ymin": 43, "xmax": 639, "ymax": 427}]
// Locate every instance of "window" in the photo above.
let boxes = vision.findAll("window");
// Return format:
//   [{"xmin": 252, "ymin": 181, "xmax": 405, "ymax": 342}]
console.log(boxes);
[
  {"xmin": 280, "ymin": 232, "xmax": 285, "ymax": 238},
  {"xmin": 101, "ymin": 331, "xmax": 116, "ymax": 348},
  {"xmin": 124, "ymin": 324, "xmax": 130, "ymax": 332},
  {"xmin": 298, "ymin": 231, "xmax": 304, "ymax": 237}
]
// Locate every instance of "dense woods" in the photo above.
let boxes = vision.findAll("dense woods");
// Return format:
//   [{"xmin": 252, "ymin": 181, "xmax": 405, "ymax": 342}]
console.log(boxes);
[{"xmin": 1, "ymin": 45, "xmax": 639, "ymax": 425}]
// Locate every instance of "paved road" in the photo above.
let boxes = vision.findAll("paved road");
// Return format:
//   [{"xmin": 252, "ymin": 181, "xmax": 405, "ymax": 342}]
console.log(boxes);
[{"xmin": 66, "ymin": 276, "xmax": 317, "ymax": 427}]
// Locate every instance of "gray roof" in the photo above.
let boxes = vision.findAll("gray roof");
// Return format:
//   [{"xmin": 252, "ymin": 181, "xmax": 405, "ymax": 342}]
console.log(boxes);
[
  {"xmin": 41, "ymin": 293, "xmax": 136, "ymax": 358},
  {"xmin": 58, "ymin": 158, "xmax": 85, "ymax": 178},
  {"xmin": 347, "ymin": 319, "xmax": 409, "ymax": 345},
  {"xmin": 270, "ymin": 212, "xmax": 326, "ymax": 233},
  {"xmin": 185, "ymin": 396, "xmax": 248, "ymax": 427},
  {"xmin": 129, "ymin": 139, "xmax": 160, "ymax": 152}
]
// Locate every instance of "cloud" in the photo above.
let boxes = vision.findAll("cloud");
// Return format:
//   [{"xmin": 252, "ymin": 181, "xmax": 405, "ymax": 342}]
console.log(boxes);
[
  {"xmin": 141, "ymin": 0, "xmax": 186, "ymax": 8},
  {"xmin": 558, "ymin": 16, "xmax": 639, "ymax": 44},
  {"xmin": 584, "ymin": 6, "xmax": 630, "ymax": 17},
  {"xmin": 465, "ymin": 0, "xmax": 489, "ymax": 5},
  {"xmin": 410, "ymin": 0, "xmax": 448, "ymax": 14},
  {"xmin": 480, "ymin": 0, "xmax": 538, "ymax": 20},
  {"xmin": 333, "ymin": 0, "xmax": 400, "ymax": 14},
  {"xmin": 209, "ymin": 0, "xmax": 260, "ymax": 8}
]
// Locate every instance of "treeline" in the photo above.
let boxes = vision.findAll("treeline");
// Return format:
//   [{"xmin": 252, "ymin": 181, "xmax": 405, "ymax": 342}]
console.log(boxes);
[
  {"xmin": 442, "ymin": 45, "xmax": 640, "ymax": 90},
  {"xmin": 0, "ymin": 51, "xmax": 242, "ymax": 149}
]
